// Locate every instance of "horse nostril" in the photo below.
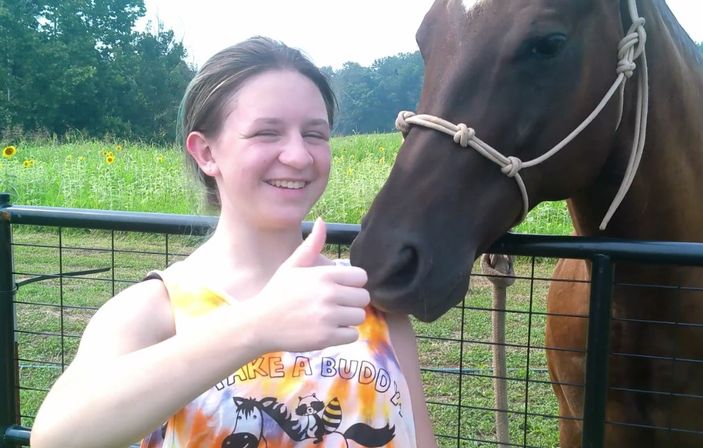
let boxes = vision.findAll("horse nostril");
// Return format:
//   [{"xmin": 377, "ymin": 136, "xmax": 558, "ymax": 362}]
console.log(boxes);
[{"xmin": 384, "ymin": 245, "xmax": 421, "ymax": 290}]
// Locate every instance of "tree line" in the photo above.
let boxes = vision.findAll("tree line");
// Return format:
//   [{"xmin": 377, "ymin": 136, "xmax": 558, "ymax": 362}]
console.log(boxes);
[
  {"xmin": 1, "ymin": 0, "xmax": 194, "ymax": 143},
  {"xmin": 1, "ymin": 1, "xmax": 701, "ymax": 143},
  {"xmin": 0, "ymin": 0, "xmax": 424, "ymax": 142}
]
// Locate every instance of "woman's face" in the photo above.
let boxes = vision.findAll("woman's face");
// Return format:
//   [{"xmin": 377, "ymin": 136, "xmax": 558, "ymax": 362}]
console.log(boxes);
[{"xmin": 208, "ymin": 69, "xmax": 331, "ymax": 230}]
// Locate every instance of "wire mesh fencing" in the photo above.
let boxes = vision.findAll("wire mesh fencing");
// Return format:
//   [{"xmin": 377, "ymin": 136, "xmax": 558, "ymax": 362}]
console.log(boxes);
[{"xmin": 3, "ymin": 202, "xmax": 703, "ymax": 447}]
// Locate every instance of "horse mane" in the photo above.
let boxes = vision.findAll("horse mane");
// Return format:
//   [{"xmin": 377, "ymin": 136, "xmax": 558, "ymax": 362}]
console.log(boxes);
[{"xmin": 256, "ymin": 397, "xmax": 307, "ymax": 441}]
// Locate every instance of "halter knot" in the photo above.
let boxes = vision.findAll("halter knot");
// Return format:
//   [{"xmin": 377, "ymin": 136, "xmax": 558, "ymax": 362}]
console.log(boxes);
[
  {"xmin": 616, "ymin": 60, "xmax": 637, "ymax": 78},
  {"xmin": 453, "ymin": 123, "xmax": 475, "ymax": 147},
  {"xmin": 616, "ymin": 17, "xmax": 646, "ymax": 78},
  {"xmin": 501, "ymin": 156, "xmax": 523, "ymax": 178},
  {"xmin": 395, "ymin": 111, "xmax": 415, "ymax": 134}
]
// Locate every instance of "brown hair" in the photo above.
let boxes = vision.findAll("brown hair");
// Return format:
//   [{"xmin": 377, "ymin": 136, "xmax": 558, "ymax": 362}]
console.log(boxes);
[{"xmin": 178, "ymin": 36, "xmax": 337, "ymax": 208}]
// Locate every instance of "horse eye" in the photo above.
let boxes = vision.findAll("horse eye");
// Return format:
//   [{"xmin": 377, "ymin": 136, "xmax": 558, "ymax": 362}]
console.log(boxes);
[{"xmin": 531, "ymin": 34, "xmax": 567, "ymax": 58}]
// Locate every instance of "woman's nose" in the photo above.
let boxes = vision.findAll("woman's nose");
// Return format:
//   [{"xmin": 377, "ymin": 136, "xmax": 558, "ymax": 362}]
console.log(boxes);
[{"xmin": 278, "ymin": 134, "xmax": 313, "ymax": 169}]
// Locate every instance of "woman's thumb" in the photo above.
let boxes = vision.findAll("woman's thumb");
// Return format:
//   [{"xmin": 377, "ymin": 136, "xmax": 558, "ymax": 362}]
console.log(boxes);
[{"xmin": 282, "ymin": 218, "xmax": 326, "ymax": 268}]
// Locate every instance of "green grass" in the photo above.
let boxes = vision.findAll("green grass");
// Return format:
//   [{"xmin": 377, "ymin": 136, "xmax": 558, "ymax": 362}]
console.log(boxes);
[
  {"xmin": 3, "ymin": 134, "xmax": 574, "ymax": 446},
  {"xmin": 1, "ymin": 133, "xmax": 574, "ymax": 234}
]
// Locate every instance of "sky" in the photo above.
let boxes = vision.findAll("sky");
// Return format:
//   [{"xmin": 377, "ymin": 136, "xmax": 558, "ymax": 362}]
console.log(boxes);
[{"xmin": 138, "ymin": 0, "xmax": 703, "ymax": 70}]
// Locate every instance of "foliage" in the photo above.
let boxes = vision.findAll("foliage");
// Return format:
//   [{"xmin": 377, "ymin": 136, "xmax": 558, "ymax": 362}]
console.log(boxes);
[
  {"xmin": 329, "ymin": 52, "xmax": 424, "ymax": 135},
  {"xmin": 0, "ymin": 0, "xmax": 195, "ymax": 143}
]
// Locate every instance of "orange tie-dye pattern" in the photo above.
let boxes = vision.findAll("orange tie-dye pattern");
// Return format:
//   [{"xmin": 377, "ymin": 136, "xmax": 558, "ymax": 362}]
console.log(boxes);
[{"xmin": 140, "ymin": 261, "xmax": 417, "ymax": 447}]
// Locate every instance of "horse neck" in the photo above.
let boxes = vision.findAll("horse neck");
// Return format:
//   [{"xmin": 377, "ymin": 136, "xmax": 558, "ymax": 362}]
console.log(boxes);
[{"xmin": 569, "ymin": 0, "xmax": 703, "ymax": 241}]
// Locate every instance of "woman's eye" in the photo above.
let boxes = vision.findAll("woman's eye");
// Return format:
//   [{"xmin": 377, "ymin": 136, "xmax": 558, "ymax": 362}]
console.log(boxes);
[{"xmin": 530, "ymin": 34, "xmax": 567, "ymax": 58}]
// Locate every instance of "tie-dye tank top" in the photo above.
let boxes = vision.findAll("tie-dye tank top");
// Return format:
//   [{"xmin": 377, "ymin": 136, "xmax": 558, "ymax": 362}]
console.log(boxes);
[{"xmin": 140, "ymin": 260, "xmax": 417, "ymax": 448}]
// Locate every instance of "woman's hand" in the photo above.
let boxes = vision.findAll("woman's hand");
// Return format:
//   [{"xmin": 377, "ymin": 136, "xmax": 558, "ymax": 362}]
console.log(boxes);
[{"xmin": 252, "ymin": 218, "xmax": 370, "ymax": 353}]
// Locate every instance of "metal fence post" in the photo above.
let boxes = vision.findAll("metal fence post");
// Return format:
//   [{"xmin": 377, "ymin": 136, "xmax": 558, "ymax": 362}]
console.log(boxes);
[
  {"xmin": 0, "ymin": 193, "xmax": 21, "ymax": 447},
  {"xmin": 582, "ymin": 254, "xmax": 614, "ymax": 448}
]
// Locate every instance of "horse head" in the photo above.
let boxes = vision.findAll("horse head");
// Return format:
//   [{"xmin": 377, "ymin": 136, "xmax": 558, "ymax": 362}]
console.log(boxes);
[
  {"xmin": 351, "ymin": 0, "xmax": 644, "ymax": 321},
  {"xmin": 224, "ymin": 397, "xmax": 264, "ymax": 448}
]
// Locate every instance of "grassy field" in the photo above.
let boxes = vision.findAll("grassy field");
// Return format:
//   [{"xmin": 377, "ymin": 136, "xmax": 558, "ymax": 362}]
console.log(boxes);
[
  {"xmin": 3, "ymin": 134, "xmax": 574, "ymax": 446},
  {"xmin": 1, "ymin": 134, "xmax": 573, "ymax": 234}
]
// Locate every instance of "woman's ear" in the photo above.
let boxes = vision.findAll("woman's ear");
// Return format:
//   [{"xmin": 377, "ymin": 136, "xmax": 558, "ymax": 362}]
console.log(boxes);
[{"xmin": 186, "ymin": 131, "xmax": 219, "ymax": 177}]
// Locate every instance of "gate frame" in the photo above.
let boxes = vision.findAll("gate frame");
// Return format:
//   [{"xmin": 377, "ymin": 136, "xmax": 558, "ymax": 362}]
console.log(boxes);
[{"xmin": 4, "ymin": 198, "xmax": 703, "ymax": 447}]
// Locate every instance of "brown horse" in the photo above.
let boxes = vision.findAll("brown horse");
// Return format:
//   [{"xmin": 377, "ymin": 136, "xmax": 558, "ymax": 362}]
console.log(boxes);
[{"xmin": 350, "ymin": 0, "xmax": 703, "ymax": 446}]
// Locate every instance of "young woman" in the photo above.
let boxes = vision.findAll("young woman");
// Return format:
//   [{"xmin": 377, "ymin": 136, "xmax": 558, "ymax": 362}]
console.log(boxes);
[{"xmin": 30, "ymin": 37, "xmax": 437, "ymax": 448}]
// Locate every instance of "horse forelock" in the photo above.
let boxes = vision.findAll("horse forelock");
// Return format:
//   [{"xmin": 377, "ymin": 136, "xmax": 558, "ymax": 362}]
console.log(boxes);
[{"xmin": 235, "ymin": 398, "xmax": 259, "ymax": 418}]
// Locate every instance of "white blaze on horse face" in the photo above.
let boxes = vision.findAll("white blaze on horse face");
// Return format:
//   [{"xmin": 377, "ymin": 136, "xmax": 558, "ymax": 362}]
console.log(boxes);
[{"xmin": 461, "ymin": 0, "xmax": 489, "ymax": 13}]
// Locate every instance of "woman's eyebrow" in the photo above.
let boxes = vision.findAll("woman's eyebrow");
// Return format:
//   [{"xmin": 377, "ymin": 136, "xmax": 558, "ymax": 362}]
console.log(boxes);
[{"xmin": 305, "ymin": 118, "xmax": 330, "ymax": 127}]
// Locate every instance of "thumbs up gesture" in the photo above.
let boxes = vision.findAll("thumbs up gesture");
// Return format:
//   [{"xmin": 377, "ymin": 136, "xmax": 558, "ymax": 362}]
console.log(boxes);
[{"xmin": 251, "ymin": 218, "xmax": 370, "ymax": 353}]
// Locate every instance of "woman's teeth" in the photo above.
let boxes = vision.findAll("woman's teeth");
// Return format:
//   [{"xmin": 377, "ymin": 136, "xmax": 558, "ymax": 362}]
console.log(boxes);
[{"xmin": 267, "ymin": 180, "xmax": 306, "ymax": 189}]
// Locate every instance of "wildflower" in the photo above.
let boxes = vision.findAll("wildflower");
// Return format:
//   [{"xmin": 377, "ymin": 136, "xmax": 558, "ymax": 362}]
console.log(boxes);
[
  {"xmin": 105, "ymin": 154, "xmax": 115, "ymax": 164},
  {"xmin": 2, "ymin": 146, "xmax": 16, "ymax": 159},
  {"xmin": 23, "ymin": 159, "xmax": 35, "ymax": 168},
  {"xmin": 379, "ymin": 146, "xmax": 385, "ymax": 152},
  {"xmin": 155, "ymin": 154, "xmax": 165, "ymax": 163},
  {"xmin": 115, "ymin": 144, "xmax": 123, "ymax": 152}
]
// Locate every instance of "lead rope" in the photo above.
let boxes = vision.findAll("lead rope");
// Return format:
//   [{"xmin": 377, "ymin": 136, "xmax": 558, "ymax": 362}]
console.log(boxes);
[
  {"xmin": 481, "ymin": 254, "xmax": 515, "ymax": 447},
  {"xmin": 396, "ymin": 0, "xmax": 648, "ymax": 231},
  {"xmin": 397, "ymin": 1, "xmax": 648, "ymax": 445}
]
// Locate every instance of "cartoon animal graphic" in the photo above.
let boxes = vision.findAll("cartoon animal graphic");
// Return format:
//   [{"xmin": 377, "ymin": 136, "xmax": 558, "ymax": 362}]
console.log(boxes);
[
  {"xmin": 222, "ymin": 397, "xmax": 268, "ymax": 448},
  {"xmin": 224, "ymin": 395, "xmax": 395, "ymax": 447},
  {"xmin": 294, "ymin": 394, "xmax": 342, "ymax": 442}
]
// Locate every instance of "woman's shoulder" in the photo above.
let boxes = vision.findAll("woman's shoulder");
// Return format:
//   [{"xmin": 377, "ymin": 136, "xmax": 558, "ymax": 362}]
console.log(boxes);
[{"xmin": 72, "ymin": 278, "xmax": 175, "ymax": 365}]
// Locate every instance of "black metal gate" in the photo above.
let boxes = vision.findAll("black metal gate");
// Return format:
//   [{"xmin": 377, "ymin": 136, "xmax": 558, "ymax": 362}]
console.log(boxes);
[{"xmin": 3, "ymin": 195, "xmax": 703, "ymax": 447}]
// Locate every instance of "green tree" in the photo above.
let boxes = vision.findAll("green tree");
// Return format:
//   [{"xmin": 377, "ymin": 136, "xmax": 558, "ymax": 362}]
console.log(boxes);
[
  {"xmin": 0, "ymin": 0, "xmax": 194, "ymax": 142},
  {"xmin": 0, "ymin": 0, "xmax": 42, "ymax": 131},
  {"xmin": 330, "ymin": 52, "xmax": 423, "ymax": 135},
  {"xmin": 104, "ymin": 24, "xmax": 194, "ymax": 141}
]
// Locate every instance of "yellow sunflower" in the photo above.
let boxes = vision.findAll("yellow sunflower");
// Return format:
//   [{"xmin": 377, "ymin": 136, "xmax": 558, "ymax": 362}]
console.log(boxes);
[
  {"xmin": 23, "ymin": 159, "xmax": 36, "ymax": 168},
  {"xmin": 115, "ymin": 144, "xmax": 123, "ymax": 152},
  {"xmin": 105, "ymin": 154, "xmax": 115, "ymax": 164},
  {"xmin": 2, "ymin": 145, "xmax": 17, "ymax": 159}
]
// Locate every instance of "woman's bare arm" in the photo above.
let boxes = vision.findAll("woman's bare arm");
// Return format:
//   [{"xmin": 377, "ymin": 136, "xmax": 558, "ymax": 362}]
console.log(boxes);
[
  {"xmin": 386, "ymin": 312, "xmax": 439, "ymax": 448},
  {"xmin": 30, "ymin": 279, "xmax": 264, "ymax": 448}
]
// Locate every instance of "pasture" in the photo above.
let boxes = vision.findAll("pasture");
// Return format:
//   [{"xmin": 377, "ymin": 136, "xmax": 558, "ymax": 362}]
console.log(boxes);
[
  {"xmin": 3, "ymin": 134, "xmax": 573, "ymax": 446},
  {"xmin": 1, "ymin": 135, "xmax": 571, "ymax": 234}
]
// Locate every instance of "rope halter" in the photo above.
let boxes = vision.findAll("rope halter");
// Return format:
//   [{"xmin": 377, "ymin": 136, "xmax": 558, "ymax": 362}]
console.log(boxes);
[{"xmin": 396, "ymin": 0, "xmax": 648, "ymax": 230}]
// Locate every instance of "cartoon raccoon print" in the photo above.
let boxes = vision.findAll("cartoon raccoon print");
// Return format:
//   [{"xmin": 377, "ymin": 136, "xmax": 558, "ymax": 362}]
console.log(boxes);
[{"xmin": 295, "ymin": 394, "xmax": 342, "ymax": 442}]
